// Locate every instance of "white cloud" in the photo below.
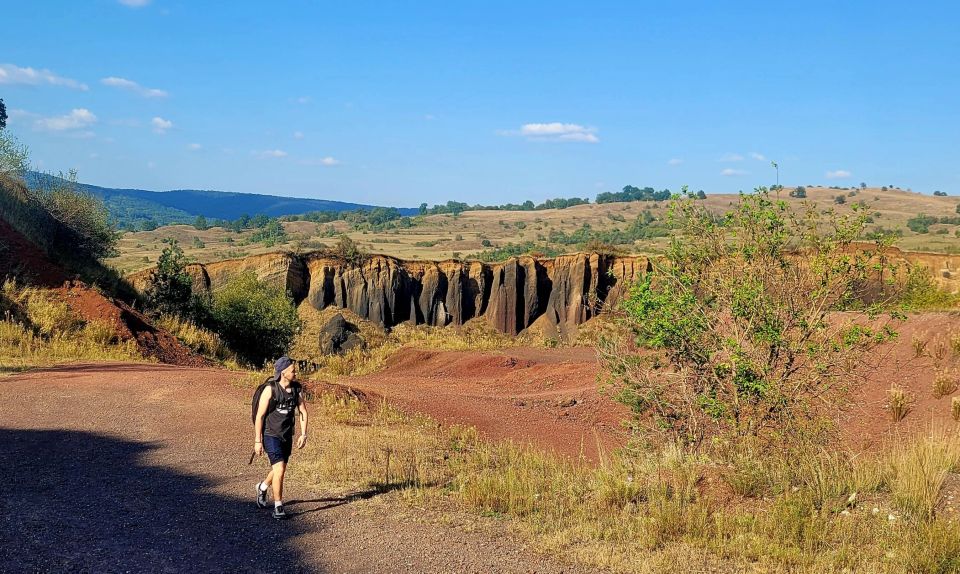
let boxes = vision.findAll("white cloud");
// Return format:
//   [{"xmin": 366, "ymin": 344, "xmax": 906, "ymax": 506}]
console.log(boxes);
[
  {"xmin": 721, "ymin": 168, "xmax": 748, "ymax": 176},
  {"xmin": 151, "ymin": 116, "xmax": 173, "ymax": 134},
  {"xmin": 257, "ymin": 149, "xmax": 288, "ymax": 159},
  {"xmin": 301, "ymin": 156, "xmax": 340, "ymax": 166},
  {"xmin": 720, "ymin": 153, "xmax": 744, "ymax": 162},
  {"xmin": 101, "ymin": 76, "xmax": 168, "ymax": 98},
  {"xmin": 667, "ymin": 158, "xmax": 683, "ymax": 166},
  {"xmin": 826, "ymin": 169, "xmax": 852, "ymax": 179},
  {"xmin": 749, "ymin": 152, "xmax": 766, "ymax": 161},
  {"xmin": 295, "ymin": 96, "xmax": 311, "ymax": 104},
  {"xmin": 504, "ymin": 122, "xmax": 600, "ymax": 143},
  {"xmin": 119, "ymin": 0, "xmax": 151, "ymax": 7},
  {"xmin": 0, "ymin": 64, "xmax": 88, "ymax": 90},
  {"xmin": 293, "ymin": 131, "xmax": 304, "ymax": 140},
  {"xmin": 35, "ymin": 108, "xmax": 97, "ymax": 131},
  {"xmin": 187, "ymin": 143, "xmax": 202, "ymax": 151}
]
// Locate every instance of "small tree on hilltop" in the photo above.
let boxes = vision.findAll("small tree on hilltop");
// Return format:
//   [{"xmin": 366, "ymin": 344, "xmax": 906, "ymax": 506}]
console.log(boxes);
[
  {"xmin": 0, "ymin": 98, "xmax": 7, "ymax": 130},
  {"xmin": 146, "ymin": 239, "xmax": 194, "ymax": 316},
  {"xmin": 331, "ymin": 234, "xmax": 365, "ymax": 265},
  {"xmin": 600, "ymin": 188, "xmax": 898, "ymax": 452}
]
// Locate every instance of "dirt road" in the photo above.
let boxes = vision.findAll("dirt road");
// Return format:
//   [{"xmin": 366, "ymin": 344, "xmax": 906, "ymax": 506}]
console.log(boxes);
[{"xmin": 0, "ymin": 362, "xmax": 601, "ymax": 574}]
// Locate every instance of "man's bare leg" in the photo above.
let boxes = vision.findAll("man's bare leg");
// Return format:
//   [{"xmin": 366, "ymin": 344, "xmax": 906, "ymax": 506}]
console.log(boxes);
[{"xmin": 271, "ymin": 461, "xmax": 286, "ymax": 502}]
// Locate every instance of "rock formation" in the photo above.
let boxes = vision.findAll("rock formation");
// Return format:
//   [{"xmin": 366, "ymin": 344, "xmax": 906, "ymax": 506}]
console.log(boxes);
[
  {"xmin": 127, "ymin": 245, "xmax": 960, "ymax": 340},
  {"xmin": 129, "ymin": 251, "xmax": 652, "ymax": 339}
]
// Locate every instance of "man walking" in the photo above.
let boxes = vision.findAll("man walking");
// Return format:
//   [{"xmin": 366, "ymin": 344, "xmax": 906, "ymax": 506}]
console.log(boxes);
[{"xmin": 254, "ymin": 356, "xmax": 308, "ymax": 519}]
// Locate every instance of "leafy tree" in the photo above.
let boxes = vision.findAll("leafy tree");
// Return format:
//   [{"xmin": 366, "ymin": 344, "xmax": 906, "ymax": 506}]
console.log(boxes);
[
  {"xmin": 789, "ymin": 186, "xmax": 807, "ymax": 198},
  {"xmin": 834, "ymin": 195, "xmax": 846, "ymax": 204},
  {"xmin": 860, "ymin": 182, "xmax": 867, "ymax": 190},
  {"xmin": 145, "ymin": 239, "xmax": 194, "ymax": 315},
  {"xmin": 30, "ymin": 170, "xmax": 118, "ymax": 259},
  {"xmin": 0, "ymin": 126, "xmax": 29, "ymax": 179},
  {"xmin": 419, "ymin": 202, "xmax": 428, "ymax": 215},
  {"xmin": 193, "ymin": 215, "xmax": 208, "ymax": 230},
  {"xmin": 210, "ymin": 272, "xmax": 300, "ymax": 366},
  {"xmin": 0, "ymin": 98, "xmax": 7, "ymax": 130},
  {"xmin": 933, "ymin": 190, "xmax": 947, "ymax": 197},
  {"xmin": 695, "ymin": 190, "xmax": 707, "ymax": 200},
  {"xmin": 907, "ymin": 213, "xmax": 937, "ymax": 233},
  {"xmin": 330, "ymin": 234, "xmax": 365, "ymax": 264},
  {"xmin": 601, "ymin": 188, "xmax": 897, "ymax": 451}
]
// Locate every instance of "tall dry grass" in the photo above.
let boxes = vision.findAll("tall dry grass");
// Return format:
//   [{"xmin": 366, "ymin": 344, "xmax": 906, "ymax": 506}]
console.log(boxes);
[
  {"xmin": 155, "ymin": 313, "xmax": 239, "ymax": 367},
  {"xmin": 289, "ymin": 389, "xmax": 960, "ymax": 573},
  {"xmin": 0, "ymin": 280, "xmax": 142, "ymax": 373},
  {"xmin": 289, "ymin": 302, "xmax": 550, "ymax": 380}
]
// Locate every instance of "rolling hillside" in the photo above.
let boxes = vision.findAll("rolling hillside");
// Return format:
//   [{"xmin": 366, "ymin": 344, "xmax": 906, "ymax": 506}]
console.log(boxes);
[
  {"xmin": 25, "ymin": 172, "xmax": 418, "ymax": 228},
  {"xmin": 108, "ymin": 184, "xmax": 960, "ymax": 274}
]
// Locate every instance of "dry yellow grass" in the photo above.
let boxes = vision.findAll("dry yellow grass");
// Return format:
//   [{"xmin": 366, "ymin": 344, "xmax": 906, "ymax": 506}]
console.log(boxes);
[
  {"xmin": 289, "ymin": 301, "xmax": 549, "ymax": 380},
  {"xmin": 284, "ymin": 388, "xmax": 960, "ymax": 573}
]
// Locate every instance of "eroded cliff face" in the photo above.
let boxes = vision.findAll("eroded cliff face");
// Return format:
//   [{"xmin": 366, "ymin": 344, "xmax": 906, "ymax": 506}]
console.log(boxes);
[
  {"xmin": 126, "ymin": 246, "xmax": 960, "ymax": 339},
  {"xmin": 301, "ymin": 252, "xmax": 650, "ymax": 338},
  {"xmin": 129, "ymin": 251, "xmax": 651, "ymax": 338}
]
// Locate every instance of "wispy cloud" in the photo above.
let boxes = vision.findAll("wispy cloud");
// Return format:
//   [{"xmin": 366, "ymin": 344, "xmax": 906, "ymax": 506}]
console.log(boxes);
[
  {"xmin": 667, "ymin": 158, "xmax": 683, "ymax": 166},
  {"xmin": 502, "ymin": 122, "xmax": 600, "ymax": 143},
  {"xmin": 720, "ymin": 153, "xmax": 744, "ymax": 162},
  {"xmin": 151, "ymin": 116, "xmax": 173, "ymax": 134},
  {"xmin": 295, "ymin": 96, "xmax": 311, "ymax": 105},
  {"xmin": 35, "ymin": 108, "xmax": 97, "ymax": 132},
  {"xmin": 721, "ymin": 168, "xmax": 748, "ymax": 176},
  {"xmin": 749, "ymin": 152, "xmax": 766, "ymax": 161},
  {"xmin": 301, "ymin": 156, "xmax": 340, "ymax": 166},
  {"xmin": 187, "ymin": 143, "xmax": 202, "ymax": 151},
  {"xmin": 118, "ymin": 0, "xmax": 151, "ymax": 7},
  {"xmin": 101, "ymin": 76, "xmax": 168, "ymax": 98},
  {"xmin": 826, "ymin": 169, "xmax": 851, "ymax": 179},
  {"xmin": 293, "ymin": 131, "xmax": 304, "ymax": 140},
  {"xmin": 0, "ymin": 64, "xmax": 88, "ymax": 90},
  {"xmin": 256, "ymin": 149, "xmax": 288, "ymax": 159}
]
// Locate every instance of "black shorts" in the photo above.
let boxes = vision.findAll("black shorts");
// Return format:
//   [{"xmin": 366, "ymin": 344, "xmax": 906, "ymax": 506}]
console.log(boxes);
[{"xmin": 263, "ymin": 434, "xmax": 292, "ymax": 465}]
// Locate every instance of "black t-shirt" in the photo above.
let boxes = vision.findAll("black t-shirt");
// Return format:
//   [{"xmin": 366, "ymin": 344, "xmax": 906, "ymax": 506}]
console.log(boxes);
[{"xmin": 263, "ymin": 381, "xmax": 300, "ymax": 440}]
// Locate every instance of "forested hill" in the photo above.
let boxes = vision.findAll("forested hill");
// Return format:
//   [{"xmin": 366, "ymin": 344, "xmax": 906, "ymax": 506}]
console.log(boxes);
[{"xmin": 25, "ymin": 171, "xmax": 418, "ymax": 228}]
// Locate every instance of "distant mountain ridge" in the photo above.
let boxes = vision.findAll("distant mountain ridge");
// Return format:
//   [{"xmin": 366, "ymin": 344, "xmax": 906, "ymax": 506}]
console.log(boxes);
[{"xmin": 25, "ymin": 171, "xmax": 418, "ymax": 228}]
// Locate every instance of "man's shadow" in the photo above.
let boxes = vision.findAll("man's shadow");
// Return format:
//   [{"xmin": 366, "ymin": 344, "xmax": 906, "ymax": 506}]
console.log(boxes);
[{"xmin": 285, "ymin": 483, "xmax": 406, "ymax": 517}]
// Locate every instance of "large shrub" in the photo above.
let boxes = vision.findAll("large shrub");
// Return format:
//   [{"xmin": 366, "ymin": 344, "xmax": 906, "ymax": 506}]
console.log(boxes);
[
  {"xmin": 602, "ymin": 188, "xmax": 899, "ymax": 451},
  {"xmin": 209, "ymin": 272, "xmax": 300, "ymax": 366}
]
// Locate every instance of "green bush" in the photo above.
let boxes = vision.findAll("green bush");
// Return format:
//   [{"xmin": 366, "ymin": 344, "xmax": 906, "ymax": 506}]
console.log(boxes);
[
  {"xmin": 602, "ymin": 187, "xmax": 898, "ymax": 450},
  {"xmin": 209, "ymin": 272, "xmax": 300, "ymax": 366},
  {"xmin": 145, "ymin": 239, "xmax": 194, "ymax": 316}
]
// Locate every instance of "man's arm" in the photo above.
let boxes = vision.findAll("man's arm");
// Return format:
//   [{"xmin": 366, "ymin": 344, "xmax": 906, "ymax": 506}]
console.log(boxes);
[
  {"xmin": 254, "ymin": 387, "xmax": 271, "ymax": 455},
  {"xmin": 296, "ymin": 396, "xmax": 309, "ymax": 449}
]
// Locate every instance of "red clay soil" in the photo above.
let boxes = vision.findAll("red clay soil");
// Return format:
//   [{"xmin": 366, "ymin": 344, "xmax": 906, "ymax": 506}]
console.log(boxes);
[
  {"xmin": 843, "ymin": 312, "xmax": 960, "ymax": 449},
  {"xmin": 343, "ymin": 346, "xmax": 630, "ymax": 463},
  {"xmin": 0, "ymin": 217, "xmax": 68, "ymax": 287},
  {"xmin": 1, "ymin": 216, "xmax": 207, "ymax": 367},
  {"xmin": 56, "ymin": 281, "xmax": 211, "ymax": 367},
  {"xmin": 337, "ymin": 312, "xmax": 960, "ymax": 463}
]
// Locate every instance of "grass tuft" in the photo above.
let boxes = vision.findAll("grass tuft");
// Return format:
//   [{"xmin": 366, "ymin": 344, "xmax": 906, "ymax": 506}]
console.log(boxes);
[{"xmin": 887, "ymin": 386, "xmax": 913, "ymax": 422}]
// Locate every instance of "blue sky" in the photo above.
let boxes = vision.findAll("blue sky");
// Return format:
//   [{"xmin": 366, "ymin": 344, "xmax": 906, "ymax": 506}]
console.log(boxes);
[{"xmin": 2, "ymin": 1, "xmax": 958, "ymax": 207}]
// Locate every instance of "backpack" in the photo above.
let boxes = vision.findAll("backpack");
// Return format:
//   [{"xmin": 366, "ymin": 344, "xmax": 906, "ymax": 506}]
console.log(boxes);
[{"xmin": 251, "ymin": 377, "xmax": 300, "ymax": 424}]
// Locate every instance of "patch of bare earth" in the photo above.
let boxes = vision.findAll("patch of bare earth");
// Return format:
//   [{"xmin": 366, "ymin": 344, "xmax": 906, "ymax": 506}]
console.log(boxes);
[{"xmin": 343, "ymin": 346, "xmax": 629, "ymax": 462}]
